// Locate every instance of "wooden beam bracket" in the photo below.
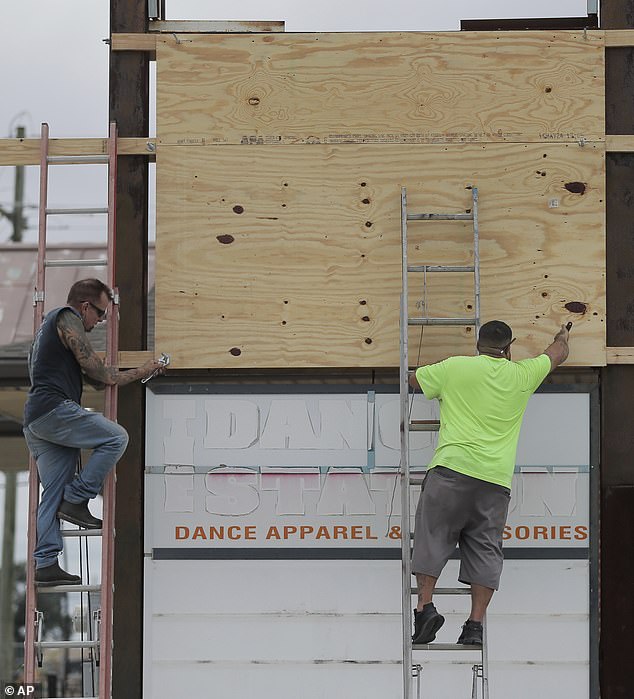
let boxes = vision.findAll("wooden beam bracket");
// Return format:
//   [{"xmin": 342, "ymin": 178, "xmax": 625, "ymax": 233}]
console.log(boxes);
[
  {"xmin": 606, "ymin": 347, "xmax": 634, "ymax": 364},
  {"xmin": 110, "ymin": 33, "xmax": 157, "ymax": 55},
  {"xmin": 605, "ymin": 29, "xmax": 634, "ymax": 47},
  {"xmin": 111, "ymin": 21, "xmax": 286, "ymax": 57},
  {"xmin": 97, "ymin": 351, "xmax": 154, "ymax": 368},
  {"xmin": 605, "ymin": 135, "xmax": 634, "ymax": 152},
  {"xmin": 147, "ymin": 20, "xmax": 285, "ymax": 34}
]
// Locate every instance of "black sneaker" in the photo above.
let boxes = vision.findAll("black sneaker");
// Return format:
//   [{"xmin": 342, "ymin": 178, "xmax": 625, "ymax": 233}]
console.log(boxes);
[
  {"xmin": 57, "ymin": 500, "xmax": 102, "ymax": 529},
  {"xmin": 457, "ymin": 619, "xmax": 483, "ymax": 645},
  {"xmin": 35, "ymin": 561, "xmax": 81, "ymax": 587},
  {"xmin": 412, "ymin": 603, "xmax": 445, "ymax": 644}
]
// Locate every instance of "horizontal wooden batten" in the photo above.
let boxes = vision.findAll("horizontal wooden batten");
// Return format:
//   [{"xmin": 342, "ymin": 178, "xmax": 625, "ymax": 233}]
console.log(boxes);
[
  {"xmin": 605, "ymin": 135, "xmax": 634, "ymax": 152},
  {"xmin": 604, "ymin": 29, "xmax": 634, "ymax": 47},
  {"xmin": 148, "ymin": 20, "xmax": 285, "ymax": 34},
  {"xmin": 0, "ymin": 138, "xmax": 156, "ymax": 166},
  {"xmin": 112, "ymin": 22, "xmax": 286, "ymax": 56},
  {"xmin": 97, "ymin": 351, "xmax": 154, "ymax": 368},
  {"xmin": 157, "ymin": 30, "xmax": 604, "ymax": 146},
  {"xmin": 606, "ymin": 347, "xmax": 634, "ymax": 364},
  {"xmin": 113, "ymin": 29, "xmax": 634, "ymax": 51},
  {"xmin": 111, "ymin": 33, "xmax": 157, "ymax": 52}
]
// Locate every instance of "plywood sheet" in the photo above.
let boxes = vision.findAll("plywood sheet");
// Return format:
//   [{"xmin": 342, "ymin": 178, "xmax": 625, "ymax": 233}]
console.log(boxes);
[
  {"xmin": 155, "ymin": 142, "xmax": 605, "ymax": 368},
  {"xmin": 156, "ymin": 31, "xmax": 604, "ymax": 146}
]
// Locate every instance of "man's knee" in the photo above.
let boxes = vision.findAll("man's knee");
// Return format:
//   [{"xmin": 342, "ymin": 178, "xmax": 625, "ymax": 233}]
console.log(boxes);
[{"xmin": 110, "ymin": 424, "xmax": 129, "ymax": 455}]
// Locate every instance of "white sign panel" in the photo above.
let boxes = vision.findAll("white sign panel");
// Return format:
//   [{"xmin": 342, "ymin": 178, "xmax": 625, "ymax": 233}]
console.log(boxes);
[{"xmin": 145, "ymin": 390, "xmax": 590, "ymax": 553}]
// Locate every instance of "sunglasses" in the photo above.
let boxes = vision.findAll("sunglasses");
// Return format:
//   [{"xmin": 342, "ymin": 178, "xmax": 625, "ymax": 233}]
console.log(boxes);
[{"xmin": 87, "ymin": 301, "xmax": 107, "ymax": 319}]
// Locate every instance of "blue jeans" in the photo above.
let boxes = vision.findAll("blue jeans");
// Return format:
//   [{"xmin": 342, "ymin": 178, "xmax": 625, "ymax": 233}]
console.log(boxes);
[{"xmin": 23, "ymin": 400, "xmax": 129, "ymax": 569}]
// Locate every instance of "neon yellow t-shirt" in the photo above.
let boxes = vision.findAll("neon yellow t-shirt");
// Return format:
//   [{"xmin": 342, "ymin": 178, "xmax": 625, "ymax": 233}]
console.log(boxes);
[{"xmin": 415, "ymin": 354, "xmax": 551, "ymax": 488}]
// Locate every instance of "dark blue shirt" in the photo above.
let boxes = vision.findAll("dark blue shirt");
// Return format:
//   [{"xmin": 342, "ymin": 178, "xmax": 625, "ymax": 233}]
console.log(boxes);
[{"xmin": 23, "ymin": 307, "xmax": 83, "ymax": 426}]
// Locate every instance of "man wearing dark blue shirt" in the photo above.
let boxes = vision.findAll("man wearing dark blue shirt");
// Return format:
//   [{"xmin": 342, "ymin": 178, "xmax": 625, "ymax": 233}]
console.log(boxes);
[{"xmin": 23, "ymin": 278, "xmax": 164, "ymax": 586}]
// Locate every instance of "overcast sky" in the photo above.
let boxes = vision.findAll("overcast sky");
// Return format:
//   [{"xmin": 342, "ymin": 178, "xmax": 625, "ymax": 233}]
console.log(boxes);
[{"xmin": 0, "ymin": 0, "xmax": 589, "ymax": 245}]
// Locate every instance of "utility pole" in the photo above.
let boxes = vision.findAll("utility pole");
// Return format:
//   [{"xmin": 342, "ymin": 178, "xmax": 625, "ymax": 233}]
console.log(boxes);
[
  {"xmin": 0, "ymin": 125, "xmax": 27, "ymax": 242},
  {"xmin": 11, "ymin": 126, "xmax": 26, "ymax": 242}
]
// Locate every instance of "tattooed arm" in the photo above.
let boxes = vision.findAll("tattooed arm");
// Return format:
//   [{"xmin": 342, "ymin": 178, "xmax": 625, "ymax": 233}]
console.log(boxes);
[{"xmin": 57, "ymin": 309, "xmax": 163, "ymax": 386}]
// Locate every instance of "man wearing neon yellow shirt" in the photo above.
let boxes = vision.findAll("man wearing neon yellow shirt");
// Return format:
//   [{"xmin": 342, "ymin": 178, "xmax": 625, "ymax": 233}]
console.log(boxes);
[{"xmin": 410, "ymin": 320, "xmax": 571, "ymax": 646}]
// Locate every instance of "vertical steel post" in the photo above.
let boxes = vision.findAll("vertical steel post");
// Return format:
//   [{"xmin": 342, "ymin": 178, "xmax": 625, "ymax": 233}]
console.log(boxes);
[{"xmin": 400, "ymin": 187, "xmax": 413, "ymax": 699}]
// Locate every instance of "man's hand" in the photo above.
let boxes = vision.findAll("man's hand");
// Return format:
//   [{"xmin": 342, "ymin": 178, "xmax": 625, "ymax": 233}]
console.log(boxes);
[
  {"xmin": 139, "ymin": 358, "xmax": 167, "ymax": 380},
  {"xmin": 554, "ymin": 323, "xmax": 571, "ymax": 343}
]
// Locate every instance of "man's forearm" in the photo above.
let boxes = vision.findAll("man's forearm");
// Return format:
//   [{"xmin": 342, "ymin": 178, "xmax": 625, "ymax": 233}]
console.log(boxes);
[
  {"xmin": 59, "ymin": 310, "xmax": 153, "ymax": 386},
  {"xmin": 78, "ymin": 358, "xmax": 139, "ymax": 387},
  {"xmin": 88, "ymin": 365, "xmax": 149, "ymax": 387},
  {"xmin": 544, "ymin": 331, "xmax": 570, "ymax": 370},
  {"xmin": 111, "ymin": 366, "xmax": 147, "ymax": 386}
]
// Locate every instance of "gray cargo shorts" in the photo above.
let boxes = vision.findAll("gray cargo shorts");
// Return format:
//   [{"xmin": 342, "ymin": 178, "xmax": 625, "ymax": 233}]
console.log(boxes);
[{"xmin": 411, "ymin": 465, "xmax": 511, "ymax": 590}]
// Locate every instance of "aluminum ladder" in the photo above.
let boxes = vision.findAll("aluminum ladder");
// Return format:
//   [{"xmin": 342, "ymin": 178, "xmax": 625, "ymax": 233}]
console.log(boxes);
[
  {"xmin": 399, "ymin": 186, "xmax": 488, "ymax": 699},
  {"xmin": 24, "ymin": 122, "xmax": 120, "ymax": 699}
]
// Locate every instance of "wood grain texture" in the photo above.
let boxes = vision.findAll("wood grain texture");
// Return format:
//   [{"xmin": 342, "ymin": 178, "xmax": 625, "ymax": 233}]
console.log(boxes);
[
  {"xmin": 606, "ymin": 347, "xmax": 634, "ymax": 363},
  {"xmin": 156, "ymin": 31, "xmax": 604, "ymax": 146},
  {"xmin": 155, "ymin": 142, "xmax": 605, "ymax": 368},
  {"xmin": 97, "ymin": 351, "xmax": 154, "ymax": 367},
  {"xmin": 148, "ymin": 21, "xmax": 285, "ymax": 34},
  {"xmin": 605, "ymin": 135, "xmax": 634, "ymax": 151},
  {"xmin": 111, "ymin": 33, "xmax": 157, "ymax": 52},
  {"xmin": 604, "ymin": 28, "xmax": 634, "ymax": 46}
]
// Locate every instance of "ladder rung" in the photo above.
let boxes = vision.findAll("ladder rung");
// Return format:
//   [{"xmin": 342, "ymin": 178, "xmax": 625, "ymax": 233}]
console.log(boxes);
[
  {"xmin": 413, "ymin": 643, "xmax": 482, "ymax": 651},
  {"xmin": 407, "ymin": 213, "xmax": 473, "ymax": 221},
  {"xmin": 38, "ymin": 584, "xmax": 101, "ymax": 594},
  {"xmin": 409, "ymin": 420, "xmax": 440, "ymax": 431},
  {"xmin": 408, "ymin": 318, "xmax": 477, "ymax": 326},
  {"xmin": 410, "ymin": 587, "xmax": 472, "ymax": 596},
  {"xmin": 408, "ymin": 265, "xmax": 475, "ymax": 273},
  {"xmin": 35, "ymin": 641, "xmax": 99, "ymax": 653},
  {"xmin": 61, "ymin": 528, "xmax": 103, "ymax": 537},
  {"xmin": 47, "ymin": 155, "xmax": 109, "ymax": 165},
  {"xmin": 46, "ymin": 207, "xmax": 109, "ymax": 215},
  {"xmin": 45, "ymin": 259, "xmax": 107, "ymax": 268}
]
